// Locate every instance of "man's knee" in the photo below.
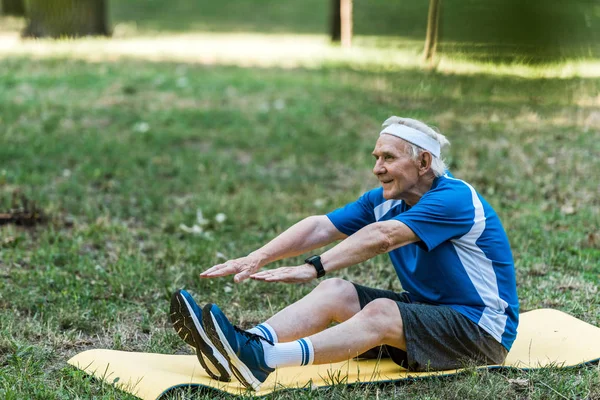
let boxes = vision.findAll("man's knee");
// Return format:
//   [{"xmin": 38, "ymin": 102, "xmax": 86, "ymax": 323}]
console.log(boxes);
[
  {"xmin": 360, "ymin": 298, "xmax": 401, "ymax": 321},
  {"xmin": 314, "ymin": 278, "xmax": 354, "ymax": 297},
  {"xmin": 359, "ymin": 298, "xmax": 405, "ymax": 345},
  {"xmin": 313, "ymin": 278, "xmax": 361, "ymax": 321}
]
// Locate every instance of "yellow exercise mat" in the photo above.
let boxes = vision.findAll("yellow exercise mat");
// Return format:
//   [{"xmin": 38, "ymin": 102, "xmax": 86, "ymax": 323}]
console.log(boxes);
[{"xmin": 68, "ymin": 309, "xmax": 600, "ymax": 399}]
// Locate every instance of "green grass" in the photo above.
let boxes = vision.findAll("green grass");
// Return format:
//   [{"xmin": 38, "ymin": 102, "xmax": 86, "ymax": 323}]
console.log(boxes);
[{"xmin": 1, "ymin": 1, "xmax": 599, "ymax": 399}]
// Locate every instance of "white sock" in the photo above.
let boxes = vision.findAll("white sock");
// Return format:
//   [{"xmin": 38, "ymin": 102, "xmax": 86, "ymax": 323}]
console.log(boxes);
[
  {"xmin": 263, "ymin": 337, "xmax": 314, "ymax": 368},
  {"xmin": 246, "ymin": 323, "xmax": 278, "ymax": 343}
]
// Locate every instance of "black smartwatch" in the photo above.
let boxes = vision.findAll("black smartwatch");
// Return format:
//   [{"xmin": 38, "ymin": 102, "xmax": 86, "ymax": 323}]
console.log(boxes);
[{"xmin": 305, "ymin": 255, "xmax": 326, "ymax": 278}]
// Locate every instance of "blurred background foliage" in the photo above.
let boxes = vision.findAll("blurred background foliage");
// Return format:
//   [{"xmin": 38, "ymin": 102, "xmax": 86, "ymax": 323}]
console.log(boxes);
[
  {"xmin": 1, "ymin": 0, "xmax": 599, "ymax": 62},
  {"xmin": 112, "ymin": 0, "xmax": 600, "ymax": 62}
]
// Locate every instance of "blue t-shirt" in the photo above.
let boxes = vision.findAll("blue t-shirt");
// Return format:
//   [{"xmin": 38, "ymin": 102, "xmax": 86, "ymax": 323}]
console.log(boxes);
[{"xmin": 326, "ymin": 173, "xmax": 519, "ymax": 350}]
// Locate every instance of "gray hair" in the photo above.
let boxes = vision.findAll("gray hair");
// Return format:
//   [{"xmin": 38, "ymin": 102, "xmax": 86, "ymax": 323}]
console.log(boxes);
[{"xmin": 386, "ymin": 117, "xmax": 450, "ymax": 177}]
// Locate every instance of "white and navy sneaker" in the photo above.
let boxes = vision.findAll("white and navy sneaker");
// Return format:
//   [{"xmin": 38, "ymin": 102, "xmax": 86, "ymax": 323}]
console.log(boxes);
[
  {"xmin": 202, "ymin": 303, "xmax": 275, "ymax": 391},
  {"xmin": 170, "ymin": 290, "xmax": 232, "ymax": 382}
]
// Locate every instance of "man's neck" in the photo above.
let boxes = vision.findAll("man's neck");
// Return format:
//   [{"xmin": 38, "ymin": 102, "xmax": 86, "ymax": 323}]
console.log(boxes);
[{"xmin": 402, "ymin": 173, "xmax": 436, "ymax": 206}]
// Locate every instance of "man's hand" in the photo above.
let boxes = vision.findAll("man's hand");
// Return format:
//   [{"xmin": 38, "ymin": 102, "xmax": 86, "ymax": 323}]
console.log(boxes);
[
  {"xmin": 250, "ymin": 264, "xmax": 317, "ymax": 283},
  {"xmin": 200, "ymin": 254, "xmax": 265, "ymax": 283}
]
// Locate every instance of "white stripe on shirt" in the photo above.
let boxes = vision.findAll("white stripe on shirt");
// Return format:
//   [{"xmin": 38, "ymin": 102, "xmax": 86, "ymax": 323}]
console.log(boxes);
[
  {"xmin": 446, "ymin": 175, "xmax": 509, "ymax": 342},
  {"xmin": 374, "ymin": 199, "xmax": 403, "ymax": 221}
]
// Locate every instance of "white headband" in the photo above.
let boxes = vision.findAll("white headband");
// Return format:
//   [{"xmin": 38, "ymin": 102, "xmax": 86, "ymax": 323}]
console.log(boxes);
[{"xmin": 379, "ymin": 123, "xmax": 441, "ymax": 158}]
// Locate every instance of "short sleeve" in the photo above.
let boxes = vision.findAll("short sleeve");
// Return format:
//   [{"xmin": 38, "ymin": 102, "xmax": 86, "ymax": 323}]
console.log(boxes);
[
  {"xmin": 326, "ymin": 190, "xmax": 378, "ymax": 236},
  {"xmin": 396, "ymin": 185, "xmax": 475, "ymax": 251}
]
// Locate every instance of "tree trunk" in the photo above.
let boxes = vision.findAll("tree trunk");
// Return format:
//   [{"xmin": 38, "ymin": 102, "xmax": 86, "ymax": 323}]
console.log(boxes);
[
  {"xmin": 330, "ymin": 0, "xmax": 352, "ymax": 48},
  {"xmin": 1, "ymin": 0, "xmax": 25, "ymax": 16},
  {"xmin": 340, "ymin": 0, "xmax": 352, "ymax": 48},
  {"xmin": 423, "ymin": 0, "xmax": 442, "ymax": 65},
  {"xmin": 330, "ymin": 0, "xmax": 341, "ymax": 42},
  {"xmin": 22, "ymin": 0, "xmax": 109, "ymax": 38}
]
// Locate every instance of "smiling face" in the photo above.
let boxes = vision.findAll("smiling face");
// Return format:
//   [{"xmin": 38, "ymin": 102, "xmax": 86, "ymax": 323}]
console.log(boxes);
[{"xmin": 372, "ymin": 134, "xmax": 422, "ymax": 201}]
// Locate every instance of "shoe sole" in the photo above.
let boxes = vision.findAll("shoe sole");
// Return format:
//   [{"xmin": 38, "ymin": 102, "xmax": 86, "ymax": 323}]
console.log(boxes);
[
  {"xmin": 202, "ymin": 304, "xmax": 263, "ymax": 391},
  {"xmin": 170, "ymin": 291, "xmax": 197, "ymax": 349},
  {"xmin": 170, "ymin": 291, "xmax": 232, "ymax": 382}
]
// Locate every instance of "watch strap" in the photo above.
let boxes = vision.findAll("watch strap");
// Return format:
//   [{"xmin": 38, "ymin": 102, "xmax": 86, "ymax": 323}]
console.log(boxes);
[{"xmin": 305, "ymin": 255, "xmax": 326, "ymax": 278}]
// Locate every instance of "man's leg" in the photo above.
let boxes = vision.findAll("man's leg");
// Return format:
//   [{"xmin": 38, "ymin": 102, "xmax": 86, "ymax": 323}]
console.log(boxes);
[
  {"xmin": 309, "ymin": 297, "xmax": 405, "ymax": 364},
  {"xmin": 262, "ymin": 278, "xmax": 363, "ymax": 342},
  {"xmin": 254, "ymin": 278, "xmax": 406, "ymax": 365},
  {"xmin": 203, "ymin": 293, "xmax": 406, "ymax": 390}
]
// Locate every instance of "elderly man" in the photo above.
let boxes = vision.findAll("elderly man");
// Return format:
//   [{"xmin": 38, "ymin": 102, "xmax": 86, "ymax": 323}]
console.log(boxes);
[{"xmin": 170, "ymin": 116, "xmax": 519, "ymax": 391}]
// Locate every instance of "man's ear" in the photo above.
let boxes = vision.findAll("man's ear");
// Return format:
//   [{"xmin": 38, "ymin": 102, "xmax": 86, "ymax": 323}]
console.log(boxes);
[{"xmin": 419, "ymin": 152, "xmax": 432, "ymax": 174}]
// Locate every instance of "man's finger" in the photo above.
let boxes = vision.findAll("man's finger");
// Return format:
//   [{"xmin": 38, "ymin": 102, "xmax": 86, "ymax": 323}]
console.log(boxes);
[
  {"xmin": 201, "ymin": 263, "xmax": 238, "ymax": 277},
  {"xmin": 251, "ymin": 271, "xmax": 281, "ymax": 282},
  {"xmin": 234, "ymin": 270, "xmax": 253, "ymax": 283},
  {"xmin": 259, "ymin": 268, "xmax": 292, "ymax": 281},
  {"xmin": 251, "ymin": 270, "xmax": 272, "ymax": 278},
  {"xmin": 250, "ymin": 271, "xmax": 276, "ymax": 281},
  {"xmin": 200, "ymin": 264, "xmax": 223, "ymax": 276},
  {"xmin": 264, "ymin": 266, "xmax": 313, "ymax": 283},
  {"xmin": 265, "ymin": 274, "xmax": 295, "ymax": 283},
  {"xmin": 259, "ymin": 273, "xmax": 282, "ymax": 282}
]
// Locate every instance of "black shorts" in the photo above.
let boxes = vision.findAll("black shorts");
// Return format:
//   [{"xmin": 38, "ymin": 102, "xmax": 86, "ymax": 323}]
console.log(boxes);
[{"xmin": 352, "ymin": 283, "xmax": 508, "ymax": 372}]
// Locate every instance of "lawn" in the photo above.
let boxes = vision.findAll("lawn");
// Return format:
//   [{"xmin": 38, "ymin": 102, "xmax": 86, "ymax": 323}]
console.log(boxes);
[{"xmin": 1, "ymin": 1, "xmax": 599, "ymax": 399}]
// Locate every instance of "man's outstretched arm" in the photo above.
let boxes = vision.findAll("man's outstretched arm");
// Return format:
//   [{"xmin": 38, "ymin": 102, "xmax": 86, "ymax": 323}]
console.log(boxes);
[
  {"xmin": 200, "ymin": 215, "xmax": 347, "ymax": 282},
  {"xmin": 251, "ymin": 220, "xmax": 418, "ymax": 283}
]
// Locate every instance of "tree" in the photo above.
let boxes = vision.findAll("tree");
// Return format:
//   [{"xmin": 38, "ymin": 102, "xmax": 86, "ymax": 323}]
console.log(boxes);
[
  {"xmin": 423, "ymin": 0, "xmax": 442, "ymax": 66},
  {"xmin": 1, "ymin": 0, "xmax": 25, "ymax": 16},
  {"xmin": 22, "ymin": 0, "xmax": 109, "ymax": 38},
  {"xmin": 330, "ymin": 0, "xmax": 353, "ymax": 48}
]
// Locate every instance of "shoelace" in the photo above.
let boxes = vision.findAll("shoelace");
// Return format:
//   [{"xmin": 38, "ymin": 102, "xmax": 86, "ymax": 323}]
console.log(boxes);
[{"xmin": 234, "ymin": 326, "xmax": 274, "ymax": 346}]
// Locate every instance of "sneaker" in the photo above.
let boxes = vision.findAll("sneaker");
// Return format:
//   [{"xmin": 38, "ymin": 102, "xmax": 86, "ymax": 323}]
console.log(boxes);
[
  {"xmin": 202, "ymin": 303, "xmax": 275, "ymax": 391},
  {"xmin": 170, "ymin": 290, "xmax": 232, "ymax": 382}
]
